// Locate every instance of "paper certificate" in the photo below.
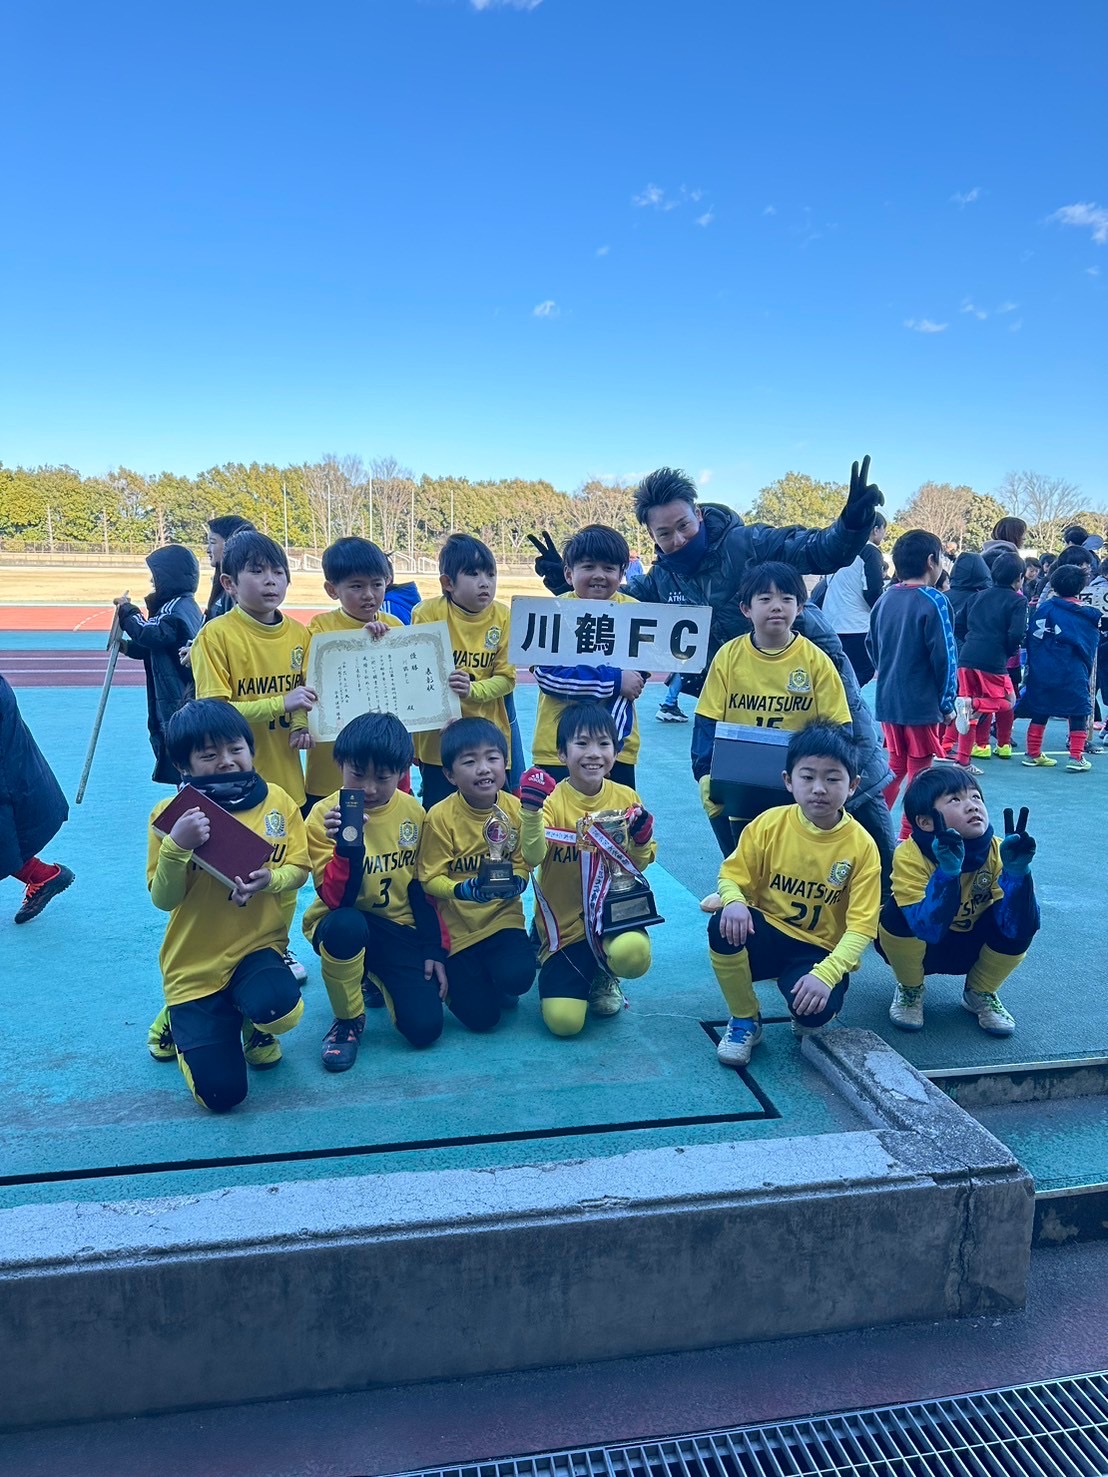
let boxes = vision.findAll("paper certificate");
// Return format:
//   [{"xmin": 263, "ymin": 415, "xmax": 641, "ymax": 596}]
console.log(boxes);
[{"xmin": 306, "ymin": 623, "xmax": 461, "ymax": 742}]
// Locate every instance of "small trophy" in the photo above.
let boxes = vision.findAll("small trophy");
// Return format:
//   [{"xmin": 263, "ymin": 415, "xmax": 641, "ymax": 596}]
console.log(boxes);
[
  {"xmin": 578, "ymin": 808, "xmax": 665, "ymax": 937},
  {"xmin": 477, "ymin": 805, "xmax": 518, "ymax": 898}
]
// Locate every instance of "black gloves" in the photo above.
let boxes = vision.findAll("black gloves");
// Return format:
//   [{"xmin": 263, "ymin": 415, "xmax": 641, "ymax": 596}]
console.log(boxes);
[
  {"xmin": 842, "ymin": 455, "xmax": 885, "ymax": 532},
  {"xmin": 999, "ymin": 807, "xmax": 1036, "ymax": 877},
  {"xmin": 526, "ymin": 531, "xmax": 571, "ymax": 595}
]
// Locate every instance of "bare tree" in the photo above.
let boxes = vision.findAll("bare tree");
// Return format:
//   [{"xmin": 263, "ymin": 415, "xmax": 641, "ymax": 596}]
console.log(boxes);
[
  {"xmin": 997, "ymin": 470, "xmax": 1082, "ymax": 548},
  {"xmin": 895, "ymin": 482, "xmax": 977, "ymax": 548},
  {"xmin": 369, "ymin": 456, "xmax": 416, "ymax": 554},
  {"xmin": 302, "ymin": 454, "xmax": 371, "ymax": 547}
]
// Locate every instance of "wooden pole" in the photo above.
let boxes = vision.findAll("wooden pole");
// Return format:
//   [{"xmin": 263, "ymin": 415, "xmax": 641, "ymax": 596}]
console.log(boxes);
[{"xmin": 75, "ymin": 613, "xmax": 123, "ymax": 804}]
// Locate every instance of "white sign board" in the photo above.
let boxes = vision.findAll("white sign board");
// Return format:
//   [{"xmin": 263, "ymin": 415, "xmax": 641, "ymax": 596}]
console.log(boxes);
[
  {"xmin": 306, "ymin": 623, "xmax": 461, "ymax": 741},
  {"xmin": 509, "ymin": 597, "xmax": 713, "ymax": 673}
]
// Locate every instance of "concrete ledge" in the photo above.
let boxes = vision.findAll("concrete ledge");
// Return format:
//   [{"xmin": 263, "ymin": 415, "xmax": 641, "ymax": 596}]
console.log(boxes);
[{"xmin": 0, "ymin": 1029, "xmax": 1034, "ymax": 1428}]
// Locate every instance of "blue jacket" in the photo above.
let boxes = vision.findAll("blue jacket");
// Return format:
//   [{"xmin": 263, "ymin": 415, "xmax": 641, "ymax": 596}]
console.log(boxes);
[
  {"xmin": 382, "ymin": 581, "xmax": 420, "ymax": 625},
  {"xmin": 868, "ymin": 584, "xmax": 958, "ymax": 725},
  {"xmin": 1018, "ymin": 597, "xmax": 1100, "ymax": 720},
  {"xmin": 0, "ymin": 675, "xmax": 68, "ymax": 878}
]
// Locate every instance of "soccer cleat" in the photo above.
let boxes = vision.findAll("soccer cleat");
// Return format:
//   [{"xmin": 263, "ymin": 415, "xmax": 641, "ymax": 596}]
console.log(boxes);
[
  {"xmin": 588, "ymin": 973, "xmax": 626, "ymax": 1017},
  {"xmin": 361, "ymin": 963, "xmax": 386, "ymax": 1009},
  {"xmin": 1021, "ymin": 754, "xmax": 1056, "ymax": 767},
  {"xmin": 242, "ymin": 1024, "xmax": 282, "ymax": 1069},
  {"xmin": 961, "ymin": 989, "xmax": 1015, "ymax": 1037},
  {"xmin": 889, "ymin": 984, "xmax": 925, "ymax": 1031},
  {"xmin": 994, "ymin": 744, "xmax": 1013, "ymax": 759},
  {"xmin": 13, "ymin": 864, "xmax": 74, "ymax": 924},
  {"xmin": 1066, "ymin": 756, "xmax": 1093, "ymax": 772},
  {"xmin": 282, "ymin": 949, "xmax": 308, "ymax": 984},
  {"xmin": 953, "ymin": 697, "xmax": 975, "ymax": 735},
  {"xmin": 147, "ymin": 1006, "xmax": 177, "ymax": 1061},
  {"xmin": 321, "ymin": 1014, "xmax": 366, "ymax": 1072},
  {"xmin": 717, "ymin": 1016, "xmax": 763, "ymax": 1066},
  {"xmin": 970, "ymin": 745, "xmax": 992, "ymax": 760},
  {"xmin": 655, "ymin": 703, "xmax": 688, "ymax": 723}
]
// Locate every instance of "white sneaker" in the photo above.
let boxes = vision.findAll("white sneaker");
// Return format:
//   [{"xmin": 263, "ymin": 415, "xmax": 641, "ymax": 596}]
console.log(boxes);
[
  {"xmin": 588, "ymin": 973, "xmax": 625, "ymax": 1017},
  {"xmin": 283, "ymin": 949, "xmax": 308, "ymax": 985},
  {"xmin": 717, "ymin": 1016, "xmax": 763, "ymax": 1065},
  {"xmin": 962, "ymin": 989, "xmax": 1015, "ymax": 1036},
  {"xmin": 954, "ymin": 696, "xmax": 975, "ymax": 736},
  {"xmin": 889, "ymin": 984, "xmax": 925, "ymax": 1031}
]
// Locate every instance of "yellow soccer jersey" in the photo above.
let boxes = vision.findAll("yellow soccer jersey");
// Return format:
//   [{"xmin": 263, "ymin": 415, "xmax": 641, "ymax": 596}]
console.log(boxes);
[
  {"xmin": 890, "ymin": 835, "xmax": 1003, "ymax": 935},
  {"xmin": 302, "ymin": 788, "xmax": 427, "ymax": 940},
  {"xmin": 418, "ymin": 790, "xmax": 528, "ymax": 953},
  {"xmin": 411, "ymin": 595, "xmax": 515, "ymax": 767},
  {"xmin": 190, "ymin": 605, "xmax": 310, "ymax": 805},
  {"xmin": 718, "ymin": 804, "xmax": 880, "ymax": 984},
  {"xmin": 696, "ymin": 632, "xmax": 850, "ymax": 732},
  {"xmin": 148, "ymin": 785, "xmax": 309, "ymax": 1007},
  {"xmin": 532, "ymin": 591, "xmax": 641, "ymax": 767},
  {"xmin": 523, "ymin": 777, "xmax": 655, "ymax": 961},
  {"xmin": 303, "ymin": 607, "xmax": 403, "ymax": 798}
]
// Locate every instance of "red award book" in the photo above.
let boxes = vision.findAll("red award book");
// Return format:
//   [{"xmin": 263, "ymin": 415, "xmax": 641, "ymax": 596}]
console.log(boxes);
[{"xmin": 152, "ymin": 785, "xmax": 275, "ymax": 889}]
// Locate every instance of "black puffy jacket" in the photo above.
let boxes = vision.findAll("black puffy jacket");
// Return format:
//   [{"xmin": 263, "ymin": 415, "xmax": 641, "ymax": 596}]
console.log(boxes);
[{"xmin": 0, "ymin": 675, "xmax": 69, "ymax": 878}]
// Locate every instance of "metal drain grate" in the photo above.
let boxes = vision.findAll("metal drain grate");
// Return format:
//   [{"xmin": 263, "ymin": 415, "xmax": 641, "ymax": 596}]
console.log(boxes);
[{"xmin": 397, "ymin": 1371, "xmax": 1108, "ymax": 1477}]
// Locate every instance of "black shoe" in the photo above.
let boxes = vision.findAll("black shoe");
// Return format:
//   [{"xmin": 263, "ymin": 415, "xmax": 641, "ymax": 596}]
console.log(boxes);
[
  {"xmin": 14, "ymin": 865, "xmax": 74, "ymax": 924},
  {"xmin": 322, "ymin": 1015, "xmax": 365, "ymax": 1072},
  {"xmin": 361, "ymin": 976, "xmax": 386, "ymax": 1008}
]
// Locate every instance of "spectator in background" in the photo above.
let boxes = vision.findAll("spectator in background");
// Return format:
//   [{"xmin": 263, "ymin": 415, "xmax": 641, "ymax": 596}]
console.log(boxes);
[
  {"xmin": 1022, "ymin": 558, "xmax": 1042, "ymax": 601},
  {"xmin": 981, "ymin": 517, "xmax": 1027, "ymax": 571},
  {"xmin": 204, "ymin": 516, "xmax": 256, "ymax": 622},
  {"xmin": 627, "ymin": 550, "xmax": 644, "ymax": 578},
  {"xmin": 946, "ymin": 553, "xmax": 991, "ymax": 652},
  {"xmin": 814, "ymin": 513, "xmax": 887, "ymax": 687},
  {"xmin": 381, "ymin": 553, "xmax": 420, "ymax": 625}
]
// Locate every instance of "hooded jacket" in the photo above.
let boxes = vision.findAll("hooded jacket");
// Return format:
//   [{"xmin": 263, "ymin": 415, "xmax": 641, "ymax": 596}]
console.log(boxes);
[
  {"xmin": 981, "ymin": 538, "xmax": 1021, "ymax": 569},
  {"xmin": 118, "ymin": 545, "xmax": 204, "ymax": 784},
  {"xmin": 0, "ymin": 675, "xmax": 69, "ymax": 878},
  {"xmin": 946, "ymin": 553, "xmax": 991, "ymax": 645},
  {"xmin": 1017, "ymin": 596, "xmax": 1101, "ymax": 721}
]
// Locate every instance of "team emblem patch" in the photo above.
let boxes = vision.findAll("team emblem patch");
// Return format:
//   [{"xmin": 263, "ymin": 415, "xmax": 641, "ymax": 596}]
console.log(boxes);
[
  {"xmin": 828, "ymin": 860, "xmax": 853, "ymax": 887},
  {"xmin": 786, "ymin": 667, "xmax": 811, "ymax": 693},
  {"xmin": 971, "ymin": 868, "xmax": 994, "ymax": 902},
  {"xmin": 264, "ymin": 810, "xmax": 285, "ymax": 838},
  {"xmin": 485, "ymin": 625, "xmax": 501, "ymax": 649},
  {"xmin": 398, "ymin": 818, "xmax": 418, "ymax": 848},
  {"xmin": 290, "ymin": 645, "xmax": 304, "ymax": 672}
]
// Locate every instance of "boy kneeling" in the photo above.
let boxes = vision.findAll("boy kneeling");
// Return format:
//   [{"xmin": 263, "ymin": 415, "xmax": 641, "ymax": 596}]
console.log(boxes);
[
  {"xmin": 878, "ymin": 768, "xmax": 1038, "ymax": 1036},
  {"xmin": 148, "ymin": 700, "xmax": 309, "ymax": 1112},
  {"xmin": 303, "ymin": 713, "xmax": 447, "ymax": 1071},
  {"xmin": 418, "ymin": 717, "xmax": 535, "ymax": 1029},
  {"xmin": 710, "ymin": 724, "xmax": 881, "ymax": 1066},
  {"xmin": 520, "ymin": 703, "xmax": 657, "ymax": 1036}
]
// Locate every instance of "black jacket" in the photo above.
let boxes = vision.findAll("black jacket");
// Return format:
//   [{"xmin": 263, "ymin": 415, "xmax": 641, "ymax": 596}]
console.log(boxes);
[
  {"xmin": 946, "ymin": 553, "xmax": 991, "ymax": 647},
  {"xmin": 118, "ymin": 546, "xmax": 203, "ymax": 784},
  {"xmin": 0, "ymin": 675, "xmax": 69, "ymax": 878},
  {"xmin": 957, "ymin": 587, "xmax": 1028, "ymax": 675}
]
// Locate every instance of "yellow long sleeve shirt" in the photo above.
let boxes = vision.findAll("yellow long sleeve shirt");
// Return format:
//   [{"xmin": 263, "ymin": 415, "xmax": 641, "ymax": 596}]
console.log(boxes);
[
  {"xmin": 411, "ymin": 595, "xmax": 515, "ymax": 766},
  {"xmin": 531, "ymin": 591, "xmax": 641, "ymax": 767},
  {"xmin": 147, "ymin": 785, "xmax": 309, "ymax": 1006},
  {"xmin": 302, "ymin": 788, "xmax": 429, "ymax": 942},
  {"xmin": 418, "ymin": 790, "xmax": 528, "ymax": 953},
  {"xmin": 718, "ymin": 804, "xmax": 880, "ymax": 986},
  {"xmin": 303, "ymin": 607, "xmax": 403, "ymax": 797},
  {"xmin": 520, "ymin": 777, "xmax": 655, "ymax": 961},
  {"xmin": 696, "ymin": 632, "xmax": 851, "ymax": 731},
  {"xmin": 890, "ymin": 835, "xmax": 1003, "ymax": 935},
  {"xmin": 190, "ymin": 605, "xmax": 310, "ymax": 804}
]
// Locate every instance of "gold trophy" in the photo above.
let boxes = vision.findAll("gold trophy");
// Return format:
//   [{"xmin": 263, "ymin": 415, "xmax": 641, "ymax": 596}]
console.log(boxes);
[
  {"xmin": 477, "ymin": 805, "xmax": 518, "ymax": 898},
  {"xmin": 577, "ymin": 808, "xmax": 665, "ymax": 936}
]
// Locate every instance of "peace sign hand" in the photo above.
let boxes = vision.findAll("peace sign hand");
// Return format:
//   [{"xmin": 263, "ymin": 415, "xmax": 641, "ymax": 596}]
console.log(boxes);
[
  {"xmin": 930, "ymin": 808, "xmax": 965, "ymax": 877},
  {"xmin": 843, "ymin": 454, "xmax": 885, "ymax": 531},
  {"xmin": 1000, "ymin": 806, "xmax": 1036, "ymax": 877},
  {"xmin": 526, "ymin": 530, "xmax": 570, "ymax": 593}
]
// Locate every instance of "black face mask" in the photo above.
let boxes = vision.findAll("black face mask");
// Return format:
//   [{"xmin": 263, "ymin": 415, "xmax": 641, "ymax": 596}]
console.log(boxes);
[{"xmin": 185, "ymin": 770, "xmax": 268, "ymax": 812}]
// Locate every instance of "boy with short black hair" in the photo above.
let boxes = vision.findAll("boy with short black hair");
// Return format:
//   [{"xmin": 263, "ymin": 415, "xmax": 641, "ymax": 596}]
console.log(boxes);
[
  {"xmin": 1019, "ymin": 562, "xmax": 1101, "ymax": 772},
  {"xmin": 303, "ymin": 536, "xmax": 404, "ymax": 806},
  {"xmin": 708, "ymin": 723, "xmax": 880, "ymax": 1066},
  {"xmin": 147, "ymin": 699, "xmax": 309, "ymax": 1112},
  {"xmin": 951, "ymin": 551, "xmax": 1027, "ymax": 765},
  {"xmin": 868, "ymin": 530, "xmax": 958, "ymax": 835},
  {"xmin": 520, "ymin": 704, "xmax": 657, "ymax": 1036},
  {"xmin": 878, "ymin": 766, "xmax": 1039, "ymax": 1036},
  {"xmin": 418, "ymin": 717, "xmax": 535, "ymax": 1030},
  {"xmin": 303, "ymin": 712, "xmax": 446, "ymax": 1071},
  {"xmin": 531, "ymin": 523, "xmax": 644, "ymax": 787},
  {"xmin": 412, "ymin": 533, "xmax": 516, "ymax": 810}
]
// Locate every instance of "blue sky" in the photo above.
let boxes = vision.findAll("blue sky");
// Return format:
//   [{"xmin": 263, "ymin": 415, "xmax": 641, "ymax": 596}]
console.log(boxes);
[{"xmin": 1, "ymin": 0, "xmax": 1105, "ymax": 513}]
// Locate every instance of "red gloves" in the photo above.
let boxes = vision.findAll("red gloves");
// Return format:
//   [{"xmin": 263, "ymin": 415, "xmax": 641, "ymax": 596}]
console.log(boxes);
[{"xmin": 520, "ymin": 766, "xmax": 557, "ymax": 812}]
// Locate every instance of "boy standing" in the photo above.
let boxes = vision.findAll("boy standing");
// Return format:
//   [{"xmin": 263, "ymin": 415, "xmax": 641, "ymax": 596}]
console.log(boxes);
[
  {"xmin": 303, "ymin": 536, "xmax": 403, "ymax": 806},
  {"xmin": 147, "ymin": 700, "xmax": 309, "ymax": 1111},
  {"xmin": 952, "ymin": 551, "xmax": 1027, "ymax": 764},
  {"xmin": 303, "ymin": 713, "xmax": 447, "ymax": 1070},
  {"xmin": 879, "ymin": 768, "xmax": 1038, "ymax": 1036},
  {"xmin": 520, "ymin": 704, "xmax": 657, "ymax": 1036},
  {"xmin": 708, "ymin": 724, "xmax": 881, "ymax": 1066},
  {"xmin": 868, "ymin": 530, "xmax": 958, "ymax": 834},
  {"xmin": 1019, "ymin": 564, "xmax": 1101, "ymax": 772},
  {"xmin": 531, "ymin": 524, "xmax": 645, "ymax": 787},
  {"xmin": 412, "ymin": 534, "xmax": 515, "ymax": 810},
  {"xmin": 418, "ymin": 717, "xmax": 535, "ymax": 1030}
]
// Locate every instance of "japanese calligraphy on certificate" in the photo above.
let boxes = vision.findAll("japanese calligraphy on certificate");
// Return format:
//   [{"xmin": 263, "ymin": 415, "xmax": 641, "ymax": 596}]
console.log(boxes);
[
  {"xmin": 306, "ymin": 623, "xmax": 462, "ymax": 741},
  {"xmin": 509, "ymin": 597, "xmax": 713, "ymax": 673}
]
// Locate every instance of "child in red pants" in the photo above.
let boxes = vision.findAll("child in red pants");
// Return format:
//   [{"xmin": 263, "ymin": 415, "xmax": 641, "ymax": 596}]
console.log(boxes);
[{"xmin": 952, "ymin": 552, "xmax": 1027, "ymax": 765}]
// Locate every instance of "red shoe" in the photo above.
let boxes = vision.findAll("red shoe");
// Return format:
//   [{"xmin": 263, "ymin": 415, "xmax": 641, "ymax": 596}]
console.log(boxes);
[{"xmin": 14, "ymin": 865, "xmax": 74, "ymax": 924}]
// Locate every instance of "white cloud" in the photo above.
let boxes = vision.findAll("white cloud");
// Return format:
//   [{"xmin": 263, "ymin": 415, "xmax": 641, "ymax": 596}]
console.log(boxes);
[
  {"xmin": 1088, "ymin": 265, "xmax": 1101, "ymax": 277},
  {"xmin": 996, "ymin": 300, "xmax": 1019, "ymax": 313},
  {"xmin": 762, "ymin": 205, "xmax": 776, "ymax": 216},
  {"xmin": 471, "ymin": 0, "xmax": 542, "ymax": 9},
  {"xmin": 697, "ymin": 469, "xmax": 713, "ymax": 486},
  {"xmin": 960, "ymin": 299, "xmax": 988, "ymax": 320},
  {"xmin": 951, "ymin": 187, "xmax": 982, "ymax": 206},
  {"xmin": 904, "ymin": 318, "xmax": 948, "ymax": 333},
  {"xmin": 633, "ymin": 183, "xmax": 665, "ymax": 208},
  {"xmin": 595, "ymin": 244, "xmax": 610, "ymax": 257},
  {"xmin": 695, "ymin": 210, "xmax": 715, "ymax": 227},
  {"xmin": 532, "ymin": 299, "xmax": 559, "ymax": 318},
  {"xmin": 1049, "ymin": 202, "xmax": 1108, "ymax": 245}
]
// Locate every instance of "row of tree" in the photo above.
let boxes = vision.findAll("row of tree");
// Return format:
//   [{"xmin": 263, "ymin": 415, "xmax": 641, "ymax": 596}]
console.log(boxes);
[{"xmin": 0, "ymin": 456, "xmax": 1102, "ymax": 558}]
